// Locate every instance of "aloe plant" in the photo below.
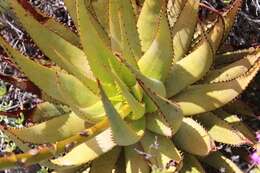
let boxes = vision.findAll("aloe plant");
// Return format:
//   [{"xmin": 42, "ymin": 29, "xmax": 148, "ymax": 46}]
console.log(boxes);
[
  {"xmin": 0, "ymin": 0, "xmax": 259, "ymax": 172},
  {"xmin": 0, "ymin": 0, "xmax": 9, "ymax": 14}
]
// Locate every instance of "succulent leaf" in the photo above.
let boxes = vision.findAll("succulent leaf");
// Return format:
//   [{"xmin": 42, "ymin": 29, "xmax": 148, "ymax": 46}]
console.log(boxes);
[
  {"xmin": 0, "ymin": 0, "xmax": 258, "ymax": 171},
  {"xmin": 64, "ymin": 0, "xmax": 77, "ymax": 26},
  {"xmin": 223, "ymin": 99, "xmax": 256, "ymax": 117},
  {"xmin": 170, "ymin": 0, "xmax": 199, "ymax": 61},
  {"xmin": 167, "ymin": 0, "xmax": 186, "ymax": 27},
  {"xmin": 124, "ymin": 60, "xmax": 167, "ymax": 97},
  {"xmin": 203, "ymin": 49, "xmax": 260, "ymax": 83},
  {"xmin": 165, "ymin": 38, "xmax": 213, "ymax": 97},
  {"xmin": 125, "ymin": 144, "xmax": 150, "ymax": 173},
  {"xmin": 215, "ymin": 46, "xmax": 259, "ymax": 67},
  {"xmin": 174, "ymin": 61, "xmax": 260, "ymax": 115},
  {"xmin": 10, "ymin": 0, "xmax": 98, "ymax": 93},
  {"xmin": 141, "ymin": 131, "xmax": 183, "ymax": 172},
  {"xmin": 76, "ymin": 0, "xmax": 115, "ymax": 87},
  {"xmin": 137, "ymin": 0, "xmax": 164, "ymax": 52},
  {"xmin": 16, "ymin": 0, "xmax": 81, "ymax": 47},
  {"xmin": 193, "ymin": 0, "xmax": 242, "ymax": 52},
  {"xmin": 173, "ymin": 118, "xmax": 215, "ymax": 156},
  {"xmin": 109, "ymin": 68, "xmax": 145, "ymax": 120},
  {"xmin": 138, "ymin": 7, "xmax": 173, "ymax": 81},
  {"xmin": 146, "ymin": 112, "xmax": 173, "ymax": 137},
  {"xmin": 195, "ymin": 112, "xmax": 251, "ymax": 145},
  {"xmin": 5, "ymin": 112, "xmax": 89, "ymax": 144},
  {"xmin": 180, "ymin": 153, "xmax": 205, "ymax": 173},
  {"xmin": 138, "ymin": 80, "xmax": 183, "ymax": 135},
  {"xmin": 92, "ymin": 0, "xmax": 109, "ymax": 34},
  {"xmin": 76, "ymin": 0, "xmax": 135, "ymax": 90},
  {"xmin": 51, "ymin": 128, "xmax": 116, "ymax": 167},
  {"xmin": 0, "ymin": 36, "xmax": 99, "ymax": 108},
  {"xmin": 201, "ymin": 152, "xmax": 243, "ymax": 173},
  {"xmin": 90, "ymin": 147, "xmax": 121, "ymax": 173},
  {"xmin": 214, "ymin": 109, "xmax": 257, "ymax": 143},
  {"xmin": 109, "ymin": 0, "xmax": 142, "ymax": 60},
  {"xmin": 99, "ymin": 82, "xmax": 144, "ymax": 146},
  {"xmin": 222, "ymin": 0, "xmax": 243, "ymax": 39},
  {"xmin": 0, "ymin": 120, "xmax": 108, "ymax": 169}
]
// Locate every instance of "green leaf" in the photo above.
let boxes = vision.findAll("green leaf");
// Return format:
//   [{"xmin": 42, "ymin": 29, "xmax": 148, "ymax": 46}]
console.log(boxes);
[
  {"xmin": 120, "ymin": 59, "xmax": 166, "ymax": 97},
  {"xmin": 64, "ymin": 0, "xmax": 77, "ymax": 26},
  {"xmin": 214, "ymin": 109, "xmax": 257, "ymax": 144},
  {"xmin": 201, "ymin": 152, "xmax": 243, "ymax": 173},
  {"xmin": 109, "ymin": 0, "xmax": 142, "ymax": 61},
  {"xmin": 223, "ymin": 100, "xmax": 256, "ymax": 117},
  {"xmin": 76, "ymin": 0, "xmax": 135, "ymax": 90},
  {"xmin": 173, "ymin": 118, "xmax": 215, "ymax": 156},
  {"xmin": 92, "ymin": 0, "xmax": 110, "ymax": 34},
  {"xmin": 76, "ymin": 0, "xmax": 114, "ymax": 85},
  {"xmin": 51, "ymin": 128, "xmax": 116, "ymax": 166},
  {"xmin": 173, "ymin": 61, "xmax": 259, "ymax": 116},
  {"xmin": 0, "ymin": 36, "xmax": 99, "ymax": 108},
  {"xmin": 42, "ymin": 16, "xmax": 81, "ymax": 48},
  {"xmin": 138, "ymin": 79, "xmax": 183, "ymax": 136},
  {"xmin": 222, "ymin": 0, "xmax": 243, "ymax": 39},
  {"xmin": 71, "ymin": 100, "xmax": 124, "ymax": 123},
  {"xmin": 10, "ymin": 0, "xmax": 98, "ymax": 93},
  {"xmin": 90, "ymin": 147, "xmax": 121, "ymax": 173},
  {"xmin": 137, "ymin": 0, "xmax": 163, "ymax": 52},
  {"xmin": 165, "ymin": 38, "xmax": 213, "ymax": 97},
  {"xmin": 180, "ymin": 153, "xmax": 205, "ymax": 173},
  {"xmin": 203, "ymin": 49, "xmax": 260, "ymax": 83},
  {"xmin": 195, "ymin": 112, "xmax": 250, "ymax": 145},
  {"xmin": 146, "ymin": 112, "xmax": 173, "ymax": 137},
  {"xmin": 125, "ymin": 144, "xmax": 150, "ymax": 173},
  {"xmin": 109, "ymin": 69, "xmax": 145, "ymax": 120},
  {"xmin": 6, "ymin": 112, "xmax": 89, "ymax": 144},
  {"xmin": 138, "ymin": 10, "xmax": 173, "ymax": 81},
  {"xmin": 215, "ymin": 46, "xmax": 259, "ymax": 67},
  {"xmin": 141, "ymin": 131, "xmax": 183, "ymax": 172},
  {"xmin": 31, "ymin": 102, "xmax": 69, "ymax": 122},
  {"xmin": 171, "ymin": 0, "xmax": 199, "ymax": 61},
  {"xmin": 99, "ymin": 82, "xmax": 144, "ymax": 146},
  {"xmin": 0, "ymin": 120, "xmax": 109, "ymax": 169}
]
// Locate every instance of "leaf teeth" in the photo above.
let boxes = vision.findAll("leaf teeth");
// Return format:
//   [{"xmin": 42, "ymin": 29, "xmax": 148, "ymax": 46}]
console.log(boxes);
[
  {"xmin": 195, "ymin": 112, "xmax": 252, "ymax": 146},
  {"xmin": 138, "ymin": 79, "xmax": 183, "ymax": 136},
  {"xmin": 170, "ymin": 0, "xmax": 200, "ymax": 61},
  {"xmin": 146, "ymin": 113, "xmax": 173, "ymax": 137},
  {"xmin": 201, "ymin": 151, "xmax": 243, "ymax": 173},
  {"xmin": 215, "ymin": 46, "xmax": 260, "ymax": 67},
  {"xmin": 223, "ymin": 0, "xmax": 243, "ymax": 16},
  {"xmin": 51, "ymin": 128, "xmax": 116, "ymax": 167},
  {"xmin": 0, "ymin": 125, "xmax": 31, "ymax": 149},
  {"xmin": 98, "ymin": 81, "xmax": 143, "ymax": 146},
  {"xmin": 13, "ymin": 0, "xmax": 48, "ymax": 22},
  {"xmin": 173, "ymin": 118, "xmax": 215, "ymax": 156},
  {"xmin": 165, "ymin": 37, "xmax": 214, "ymax": 97},
  {"xmin": 4, "ymin": 112, "xmax": 88, "ymax": 144},
  {"xmin": 137, "ymin": 0, "xmax": 164, "ymax": 52},
  {"xmin": 138, "ymin": 4, "xmax": 173, "ymax": 81},
  {"xmin": 174, "ymin": 59, "xmax": 260, "ymax": 116},
  {"xmin": 203, "ymin": 49, "xmax": 260, "ymax": 84},
  {"xmin": 192, "ymin": 19, "xmax": 217, "ymax": 47},
  {"xmin": 214, "ymin": 109, "xmax": 257, "ymax": 144}
]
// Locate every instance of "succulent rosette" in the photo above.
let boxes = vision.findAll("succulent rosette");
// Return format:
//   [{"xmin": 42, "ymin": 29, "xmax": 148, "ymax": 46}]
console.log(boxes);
[{"xmin": 0, "ymin": 0, "xmax": 259, "ymax": 172}]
